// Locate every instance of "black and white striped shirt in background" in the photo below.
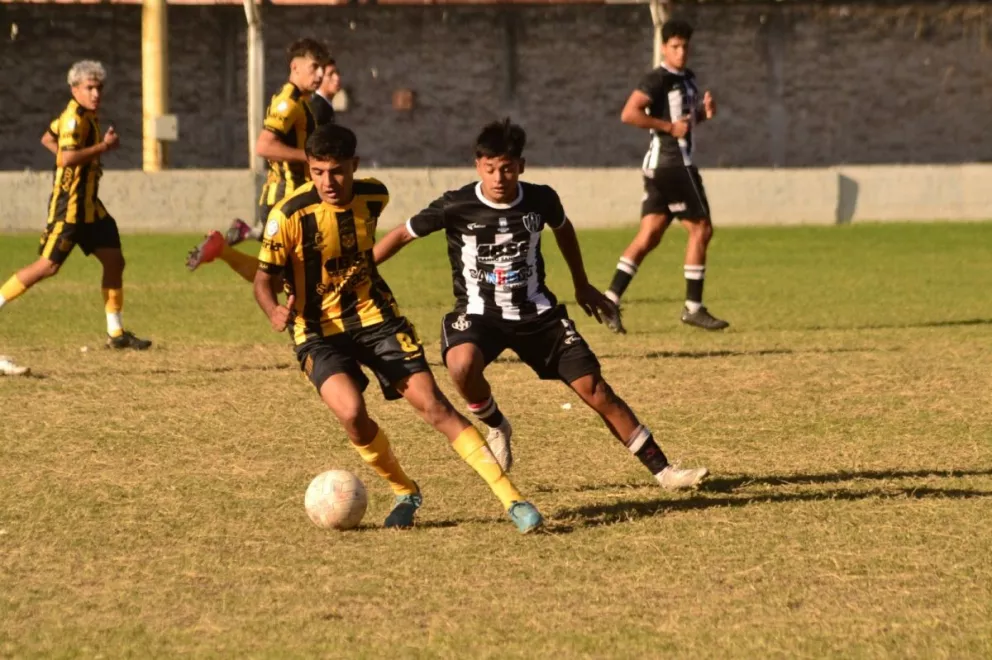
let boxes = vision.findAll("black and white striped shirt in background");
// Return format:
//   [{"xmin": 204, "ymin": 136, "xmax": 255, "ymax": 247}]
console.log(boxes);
[
  {"xmin": 638, "ymin": 63, "xmax": 699, "ymax": 170},
  {"xmin": 406, "ymin": 182, "xmax": 567, "ymax": 322}
]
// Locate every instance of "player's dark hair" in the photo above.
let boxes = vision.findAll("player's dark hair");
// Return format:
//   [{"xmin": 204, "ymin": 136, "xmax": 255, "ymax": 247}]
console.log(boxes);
[
  {"xmin": 474, "ymin": 118, "xmax": 527, "ymax": 160},
  {"xmin": 286, "ymin": 38, "xmax": 330, "ymax": 67},
  {"xmin": 306, "ymin": 124, "xmax": 357, "ymax": 161},
  {"xmin": 662, "ymin": 19, "xmax": 693, "ymax": 43}
]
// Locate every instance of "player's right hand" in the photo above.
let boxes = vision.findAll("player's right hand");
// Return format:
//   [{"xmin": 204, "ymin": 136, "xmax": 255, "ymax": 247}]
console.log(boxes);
[
  {"xmin": 269, "ymin": 294, "xmax": 295, "ymax": 332},
  {"xmin": 669, "ymin": 118, "xmax": 690, "ymax": 139},
  {"xmin": 103, "ymin": 126, "xmax": 120, "ymax": 150}
]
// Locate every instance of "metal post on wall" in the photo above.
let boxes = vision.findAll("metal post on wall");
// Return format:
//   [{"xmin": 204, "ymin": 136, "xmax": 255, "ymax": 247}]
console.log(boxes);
[
  {"xmin": 649, "ymin": 0, "xmax": 670, "ymax": 68},
  {"xmin": 244, "ymin": 0, "xmax": 265, "ymax": 192},
  {"xmin": 141, "ymin": 0, "xmax": 170, "ymax": 170}
]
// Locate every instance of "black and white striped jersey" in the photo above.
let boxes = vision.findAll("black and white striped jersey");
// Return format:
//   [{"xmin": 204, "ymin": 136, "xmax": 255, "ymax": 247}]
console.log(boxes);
[
  {"xmin": 406, "ymin": 181, "xmax": 567, "ymax": 321},
  {"xmin": 637, "ymin": 64, "xmax": 700, "ymax": 169}
]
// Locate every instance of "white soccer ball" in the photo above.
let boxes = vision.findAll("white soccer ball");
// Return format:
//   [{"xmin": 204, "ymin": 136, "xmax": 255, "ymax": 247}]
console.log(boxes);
[{"xmin": 304, "ymin": 470, "xmax": 368, "ymax": 530}]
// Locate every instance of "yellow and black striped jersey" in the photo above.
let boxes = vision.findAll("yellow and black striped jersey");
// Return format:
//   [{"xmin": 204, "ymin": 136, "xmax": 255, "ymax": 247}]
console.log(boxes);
[
  {"xmin": 262, "ymin": 82, "xmax": 315, "ymax": 194},
  {"xmin": 47, "ymin": 100, "xmax": 105, "ymax": 224},
  {"xmin": 257, "ymin": 178, "xmax": 397, "ymax": 344}
]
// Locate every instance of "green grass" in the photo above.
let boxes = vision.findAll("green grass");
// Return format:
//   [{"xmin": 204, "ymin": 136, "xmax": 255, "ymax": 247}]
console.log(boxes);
[{"xmin": 1, "ymin": 223, "xmax": 991, "ymax": 658}]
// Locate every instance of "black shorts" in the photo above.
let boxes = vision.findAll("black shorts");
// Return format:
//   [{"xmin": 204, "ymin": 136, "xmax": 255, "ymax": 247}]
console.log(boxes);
[
  {"xmin": 642, "ymin": 165, "xmax": 710, "ymax": 220},
  {"xmin": 440, "ymin": 305, "xmax": 600, "ymax": 384},
  {"xmin": 294, "ymin": 316, "xmax": 430, "ymax": 401},
  {"xmin": 38, "ymin": 212, "xmax": 122, "ymax": 265}
]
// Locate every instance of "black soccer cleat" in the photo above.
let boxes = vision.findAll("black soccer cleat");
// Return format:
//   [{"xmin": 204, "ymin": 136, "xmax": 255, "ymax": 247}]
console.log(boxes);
[
  {"xmin": 106, "ymin": 330, "xmax": 153, "ymax": 350},
  {"xmin": 680, "ymin": 306, "xmax": 729, "ymax": 331}
]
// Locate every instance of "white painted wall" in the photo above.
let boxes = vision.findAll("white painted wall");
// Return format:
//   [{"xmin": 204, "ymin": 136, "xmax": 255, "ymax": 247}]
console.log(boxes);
[{"xmin": 2, "ymin": 165, "xmax": 989, "ymax": 234}]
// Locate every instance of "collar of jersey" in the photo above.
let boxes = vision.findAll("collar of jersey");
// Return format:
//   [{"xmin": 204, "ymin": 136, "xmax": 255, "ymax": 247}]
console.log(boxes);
[
  {"xmin": 474, "ymin": 182, "xmax": 523, "ymax": 209},
  {"xmin": 660, "ymin": 62, "xmax": 686, "ymax": 76}
]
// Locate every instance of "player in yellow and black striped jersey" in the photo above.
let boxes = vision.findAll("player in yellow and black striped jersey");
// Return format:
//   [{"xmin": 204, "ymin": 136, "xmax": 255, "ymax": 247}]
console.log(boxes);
[
  {"xmin": 184, "ymin": 38, "xmax": 330, "ymax": 283},
  {"xmin": 252, "ymin": 123, "xmax": 544, "ymax": 533},
  {"xmin": 0, "ymin": 60, "xmax": 151, "ymax": 350}
]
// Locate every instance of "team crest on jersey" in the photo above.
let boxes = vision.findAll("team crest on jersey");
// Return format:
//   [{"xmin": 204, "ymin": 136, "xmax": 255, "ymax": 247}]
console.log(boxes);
[
  {"xmin": 341, "ymin": 232, "xmax": 356, "ymax": 249},
  {"xmin": 522, "ymin": 212, "xmax": 543, "ymax": 233},
  {"xmin": 265, "ymin": 220, "xmax": 279, "ymax": 237},
  {"xmin": 451, "ymin": 314, "xmax": 472, "ymax": 332},
  {"xmin": 498, "ymin": 217, "xmax": 509, "ymax": 231}
]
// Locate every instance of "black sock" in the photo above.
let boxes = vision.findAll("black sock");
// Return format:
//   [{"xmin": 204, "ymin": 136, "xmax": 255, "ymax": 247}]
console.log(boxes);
[
  {"xmin": 626, "ymin": 426, "xmax": 669, "ymax": 475},
  {"xmin": 684, "ymin": 265, "xmax": 705, "ymax": 306},
  {"xmin": 608, "ymin": 257, "xmax": 639, "ymax": 300},
  {"xmin": 468, "ymin": 397, "xmax": 504, "ymax": 428}
]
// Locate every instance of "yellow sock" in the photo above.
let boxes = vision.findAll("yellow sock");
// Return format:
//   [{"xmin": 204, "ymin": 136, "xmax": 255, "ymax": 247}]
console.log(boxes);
[
  {"xmin": 101, "ymin": 288, "xmax": 124, "ymax": 338},
  {"xmin": 0, "ymin": 275, "xmax": 27, "ymax": 305},
  {"xmin": 219, "ymin": 246, "xmax": 259, "ymax": 283},
  {"xmin": 351, "ymin": 428, "xmax": 418, "ymax": 496},
  {"xmin": 452, "ymin": 426, "xmax": 522, "ymax": 510}
]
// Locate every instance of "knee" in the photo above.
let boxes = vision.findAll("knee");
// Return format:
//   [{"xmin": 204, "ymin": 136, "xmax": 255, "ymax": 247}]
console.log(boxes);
[
  {"xmin": 445, "ymin": 352, "xmax": 480, "ymax": 390},
  {"xmin": 332, "ymin": 402, "xmax": 367, "ymax": 438},
  {"xmin": 691, "ymin": 221, "xmax": 714, "ymax": 245}
]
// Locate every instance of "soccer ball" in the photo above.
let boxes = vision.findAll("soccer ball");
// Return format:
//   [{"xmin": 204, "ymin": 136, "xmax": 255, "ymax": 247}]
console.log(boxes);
[{"xmin": 304, "ymin": 470, "xmax": 368, "ymax": 530}]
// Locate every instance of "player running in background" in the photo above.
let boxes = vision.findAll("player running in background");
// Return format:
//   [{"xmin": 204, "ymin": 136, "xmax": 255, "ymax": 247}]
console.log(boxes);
[
  {"xmin": 374, "ymin": 119, "xmax": 708, "ymax": 490},
  {"xmin": 0, "ymin": 60, "xmax": 151, "ymax": 350},
  {"xmin": 254, "ymin": 123, "xmax": 544, "ymax": 533},
  {"xmin": 605, "ymin": 19, "xmax": 728, "ymax": 333},
  {"xmin": 185, "ymin": 38, "xmax": 330, "ymax": 280}
]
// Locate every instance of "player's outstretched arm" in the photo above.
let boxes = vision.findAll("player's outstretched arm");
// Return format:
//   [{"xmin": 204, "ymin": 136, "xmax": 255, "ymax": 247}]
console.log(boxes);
[
  {"xmin": 373, "ymin": 224, "xmax": 417, "ymax": 265},
  {"xmin": 552, "ymin": 219, "xmax": 613, "ymax": 324},
  {"xmin": 255, "ymin": 130, "xmax": 307, "ymax": 164},
  {"xmin": 253, "ymin": 270, "xmax": 294, "ymax": 332}
]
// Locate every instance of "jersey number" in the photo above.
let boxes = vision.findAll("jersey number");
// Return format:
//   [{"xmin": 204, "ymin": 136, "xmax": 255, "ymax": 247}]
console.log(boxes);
[{"xmin": 396, "ymin": 332, "xmax": 420, "ymax": 353}]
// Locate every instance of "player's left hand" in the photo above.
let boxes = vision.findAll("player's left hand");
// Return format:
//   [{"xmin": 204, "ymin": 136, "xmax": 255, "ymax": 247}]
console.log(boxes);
[
  {"xmin": 574, "ymin": 283, "xmax": 614, "ymax": 324},
  {"xmin": 703, "ymin": 91, "xmax": 716, "ymax": 119}
]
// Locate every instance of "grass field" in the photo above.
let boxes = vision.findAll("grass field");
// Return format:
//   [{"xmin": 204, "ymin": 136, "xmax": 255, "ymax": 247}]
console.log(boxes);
[{"xmin": 1, "ymin": 222, "xmax": 991, "ymax": 658}]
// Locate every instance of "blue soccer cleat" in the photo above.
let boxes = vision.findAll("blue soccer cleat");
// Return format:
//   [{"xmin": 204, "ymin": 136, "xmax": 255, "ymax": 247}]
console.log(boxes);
[
  {"xmin": 508, "ymin": 501, "xmax": 544, "ymax": 534},
  {"xmin": 384, "ymin": 490, "xmax": 422, "ymax": 530}
]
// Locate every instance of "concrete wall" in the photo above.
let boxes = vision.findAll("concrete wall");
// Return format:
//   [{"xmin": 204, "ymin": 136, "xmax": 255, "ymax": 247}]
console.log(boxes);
[
  {"xmin": 2, "ymin": 2, "xmax": 991, "ymax": 171},
  {"xmin": 2, "ymin": 166, "xmax": 989, "ymax": 234}
]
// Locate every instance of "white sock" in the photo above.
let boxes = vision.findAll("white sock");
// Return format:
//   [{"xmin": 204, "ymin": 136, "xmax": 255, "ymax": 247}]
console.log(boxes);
[
  {"xmin": 684, "ymin": 300, "xmax": 703, "ymax": 313},
  {"xmin": 107, "ymin": 312, "xmax": 123, "ymax": 336},
  {"xmin": 605, "ymin": 290, "xmax": 619, "ymax": 305}
]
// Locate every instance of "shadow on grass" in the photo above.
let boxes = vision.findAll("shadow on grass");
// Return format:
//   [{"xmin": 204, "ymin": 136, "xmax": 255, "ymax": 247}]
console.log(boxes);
[
  {"xmin": 700, "ymin": 468, "xmax": 992, "ymax": 493},
  {"xmin": 552, "ymin": 485, "xmax": 992, "ymax": 532},
  {"xmin": 535, "ymin": 468, "xmax": 992, "ymax": 496},
  {"xmin": 806, "ymin": 318, "xmax": 992, "ymax": 332}
]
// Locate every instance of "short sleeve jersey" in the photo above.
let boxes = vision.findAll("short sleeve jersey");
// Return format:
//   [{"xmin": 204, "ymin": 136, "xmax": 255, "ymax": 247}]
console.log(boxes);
[
  {"xmin": 407, "ymin": 181, "xmax": 567, "ymax": 322},
  {"xmin": 46, "ymin": 99, "xmax": 104, "ymax": 223},
  {"xmin": 263, "ymin": 82, "xmax": 316, "ymax": 190},
  {"xmin": 637, "ymin": 65, "xmax": 699, "ymax": 169},
  {"xmin": 257, "ymin": 179, "xmax": 397, "ymax": 344}
]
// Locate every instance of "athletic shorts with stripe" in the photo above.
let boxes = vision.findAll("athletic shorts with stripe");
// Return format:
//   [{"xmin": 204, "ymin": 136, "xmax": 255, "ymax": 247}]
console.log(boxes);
[
  {"xmin": 294, "ymin": 316, "xmax": 430, "ymax": 401},
  {"xmin": 440, "ymin": 305, "xmax": 600, "ymax": 385},
  {"xmin": 641, "ymin": 165, "xmax": 711, "ymax": 220},
  {"xmin": 38, "ymin": 208, "xmax": 121, "ymax": 265}
]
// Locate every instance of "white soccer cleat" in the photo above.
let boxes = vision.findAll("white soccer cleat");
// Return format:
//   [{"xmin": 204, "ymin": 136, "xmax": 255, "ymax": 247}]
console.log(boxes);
[
  {"xmin": 0, "ymin": 355, "xmax": 30, "ymax": 377},
  {"xmin": 655, "ymin": 464, "xmax": 708, "ymax": 490},
  {"xmin": 486, "ymin": 418, "xmax": 514, "ymax": 473}
]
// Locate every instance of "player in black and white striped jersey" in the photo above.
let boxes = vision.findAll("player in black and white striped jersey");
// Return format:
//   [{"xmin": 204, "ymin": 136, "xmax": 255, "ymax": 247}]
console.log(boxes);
[
  {"xmin": 375, "ymin": 119, "xmax": 708, "ymax": 492},
  {"xmin": 606, "ymin": 19, "xmax": 729, "ymax": 332}
]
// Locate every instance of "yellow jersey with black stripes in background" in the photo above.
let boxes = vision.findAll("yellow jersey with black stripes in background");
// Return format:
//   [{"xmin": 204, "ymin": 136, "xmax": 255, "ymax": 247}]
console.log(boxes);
[
  {"xmin": 47, "ymin": 99, "xmax": 108, "ymax": 224},
  {"xmin": 257, "ymin": 179, "xmax": 398, "ymax": 344},
  {"xmin": 260, "ymin": 82, "xmax": 316, "ymax": 207}
]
